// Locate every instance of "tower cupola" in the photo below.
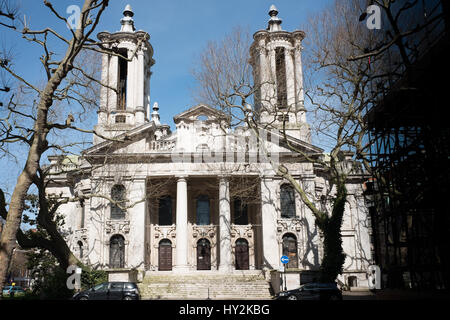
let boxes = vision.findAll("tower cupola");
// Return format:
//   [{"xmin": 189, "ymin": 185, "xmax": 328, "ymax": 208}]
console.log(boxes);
[
  {"xmin": 94, "ymin": 5, "xmax": 155, "ymax": 144},
  {"xmin": 250, "ymin": 5, "xmax": 310, "ymax": 142}
]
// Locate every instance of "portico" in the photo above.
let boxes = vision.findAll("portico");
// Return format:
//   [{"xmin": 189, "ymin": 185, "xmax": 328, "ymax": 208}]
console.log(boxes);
[{"xmin": 145, "ymin": 175, "xmax": 261, "ymax": 273}]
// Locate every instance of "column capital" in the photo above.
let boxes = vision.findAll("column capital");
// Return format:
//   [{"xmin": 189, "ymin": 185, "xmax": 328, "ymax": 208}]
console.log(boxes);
[
  {"xmin": 217, "ymin": 174, "xmax": 230, "ymax": 182},
  {"xmin": 176, "ymin": 175, "xmax": 188, "ymax": 182}
]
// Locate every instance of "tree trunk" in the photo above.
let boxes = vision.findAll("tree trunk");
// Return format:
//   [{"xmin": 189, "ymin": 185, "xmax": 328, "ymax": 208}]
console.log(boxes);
[
  {"xmin": 0, "ymin": 149, "xmax": 42, "ymax": 296},
  {"xmin": 317, "ymin": 182, "xmax": 347, "ymax": 283},
  {"xmin": 0, "ymin": 58, "xmax": 71, "ymax": 298}
]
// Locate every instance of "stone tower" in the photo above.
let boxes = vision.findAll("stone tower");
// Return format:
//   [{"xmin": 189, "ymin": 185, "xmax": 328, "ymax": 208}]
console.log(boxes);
[
  {"xmin": 250, "ymin": 5, "xmax": 310, "ymax": 142},
  {"xmin": 94, "ymin": 4, "xmax": 155, "ymax": 144}
]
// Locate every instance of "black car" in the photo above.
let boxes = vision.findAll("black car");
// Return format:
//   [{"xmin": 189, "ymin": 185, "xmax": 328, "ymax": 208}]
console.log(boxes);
[
  {"xmin": 275, "ymin": 282, "xmax": 342, "ymax": 300},
  {"xmin": 72, "ymin": 282, "xmax": 140, "ymax": 300}
]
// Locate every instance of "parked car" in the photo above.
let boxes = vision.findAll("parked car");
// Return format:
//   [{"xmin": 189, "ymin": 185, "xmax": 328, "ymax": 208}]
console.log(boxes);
[
  {"xmin": 72, "ymin": 282, "xmax": 140, "ymax": 300},
  {"xmin": 275, "ymin": 282, "xmax": 342, "ymax": 300},
  {"xmin": 2, "ymin": 285, "xmax": 26, "ymax": 297}
]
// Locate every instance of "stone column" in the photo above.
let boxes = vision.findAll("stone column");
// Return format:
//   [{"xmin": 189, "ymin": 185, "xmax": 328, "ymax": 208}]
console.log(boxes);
[
  {"xmin": 294, "ymin": 41, "xmax": 306, "ymax": 122},
  {"xmin": 258, "ymin": 44, "xmax": 269, "ymax": 109},
  {"xmin": 135, "ymin": 50, "xmax": 145, "ymax": 124},
  {"xmin": 98, "ymin": 52, "xmax": 109, "ymax": 129},
  {"xmin": 285, "ymin": 48, "xmax": 296, "ymax": 111},
  {"xmin": 174, "ymin": 176, "xmax": 189, "ymax": 272},
  {"xmin": 260, "ymin": 176, "xmax": 279, "ymax": 269},
  {"xmin": 108, "ymin": 55, "xmax": 118, "ymax": 111},
  {"xmin": 128, "ymin": 179, "xmax": 146, "ymax": 269},
  {"xmin": 137, "ymin": 50, "xmax": 144, "ymax": 108},
  {"xmin": 218, "ymin": 176, "xmax": 232, "ymax": 272},
  {"xmin": 268, "ymin": 48, "xmax": 277, "ymax": 109}
]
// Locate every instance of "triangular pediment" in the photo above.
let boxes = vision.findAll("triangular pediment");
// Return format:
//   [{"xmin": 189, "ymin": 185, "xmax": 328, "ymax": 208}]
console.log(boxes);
[
  {"xmin": 173, "ymin": 104, "xmax": 230, "ymax": 124},
  {"xmin": 83, "ymin": 121, "xmax": 156, "ymax": 156},
  {"xmin": 271, "ymin": 130, "xmax": 324, "ymax": 155}
]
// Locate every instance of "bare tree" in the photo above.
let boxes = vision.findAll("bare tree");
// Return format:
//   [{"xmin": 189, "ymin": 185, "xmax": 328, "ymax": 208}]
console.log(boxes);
[{"xmin": 0, "ymin": 0, "xmax": 119, "ymax": 297}]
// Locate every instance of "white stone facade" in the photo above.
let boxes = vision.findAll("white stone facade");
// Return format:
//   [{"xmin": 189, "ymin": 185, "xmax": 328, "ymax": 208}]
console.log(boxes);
[{"xmin": 46, "ymin": 5, "xmax": 372, "ymax": 290}]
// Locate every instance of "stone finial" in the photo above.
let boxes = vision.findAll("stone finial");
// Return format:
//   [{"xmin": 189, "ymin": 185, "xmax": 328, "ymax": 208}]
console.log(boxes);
[
  {"xmin": 269, "ymin": 5, "xmax": 278, "ymax": 16},
  {"xmin": 120, "ymin": 4, "xmax": 135, "ymax": 32},
  {"xmin": 152, "ymin": 102, "xmax": 160, "ymax": 125},
  {"xmin": 268, "ymin": 4, "xmax": 282, "ymax": 32}
]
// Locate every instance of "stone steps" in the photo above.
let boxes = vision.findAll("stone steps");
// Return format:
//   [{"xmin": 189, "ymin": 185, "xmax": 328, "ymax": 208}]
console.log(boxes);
[{"xmin": 139, "ymin": 273, "xmax": 273, "ymax": 300}]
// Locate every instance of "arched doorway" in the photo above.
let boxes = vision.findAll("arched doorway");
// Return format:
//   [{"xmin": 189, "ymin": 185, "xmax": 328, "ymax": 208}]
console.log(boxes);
[
  {"xmin": 110, "ymin": 235, "xmax": 125, "ymax": 268},
  {"xmin": 282, "ymin": 233, "xmax": 298, "ymax": 269},
  {"xmin": 197, "ymin": 238, "xmax": 211, "ymax": 270},
  {"xmin": 235, "ymin": 238, "xmax": 249, "ymax": 270},
  {"xmin": 158, "ymin": 239, "xmax": 172, "ymax": 271}
]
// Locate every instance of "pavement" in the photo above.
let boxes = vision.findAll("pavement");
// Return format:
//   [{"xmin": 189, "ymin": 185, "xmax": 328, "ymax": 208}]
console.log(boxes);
[{"xmin": 342, "ymin": 289, "xmax": 450, "ymax": 300}]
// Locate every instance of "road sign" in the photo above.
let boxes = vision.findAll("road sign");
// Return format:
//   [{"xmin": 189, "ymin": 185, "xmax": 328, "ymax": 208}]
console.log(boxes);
[{"xmin": 280, "ymin": 255, "xmax": 290, "ymax": 264}]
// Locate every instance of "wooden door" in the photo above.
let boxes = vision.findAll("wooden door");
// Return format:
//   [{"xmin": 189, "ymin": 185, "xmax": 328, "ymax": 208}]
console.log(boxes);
[
  {"xmin": 235, "ymin": 239, "xmax": 249, "ymax": 270},
  {"xmin": 197, "ymin": 239, "xmax": 211, "ymax": 270},
  {"xmin": 158, "ymin": 240, "xmax": 172, "ymax": 271}
]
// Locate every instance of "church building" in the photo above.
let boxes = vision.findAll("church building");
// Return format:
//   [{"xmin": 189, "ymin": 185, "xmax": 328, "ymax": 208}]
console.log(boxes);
[{"xmin": 46, "ymin": 5, "xmax": 372, "ymax": 296}]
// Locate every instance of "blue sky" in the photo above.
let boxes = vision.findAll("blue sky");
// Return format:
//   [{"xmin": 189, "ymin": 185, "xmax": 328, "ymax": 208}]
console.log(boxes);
[
  {"xmin": 0, "ymin": 0, "xmax": 334, "ymax": 198},
  {"xmin": 5, "ymin": 0, "xmax": 333, "ymax": 127}
]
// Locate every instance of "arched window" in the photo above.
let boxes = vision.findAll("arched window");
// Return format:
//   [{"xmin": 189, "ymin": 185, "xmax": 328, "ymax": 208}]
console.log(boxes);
[
  {"xmin": 280, "ymin": 184, "xmax": 296, "ymax": 218},
  {"xmin": 197, "ymin": 238, "xmax": 211, "ymax": 270},
  {"xmin": 111, "ymin": 184, "xmax": 126, "ymax": 219},
  {"xmin": 282, "ymin": 233, "xmax": 298, "ymax": 269},
  {"xmin": 158, "ymin": 196, "xmax": 172, "ymax": 226},
  {"xmin": 196, "ymin": 195, "xmax": 210, "ymax": 225},
  {"xmin": 233, "ymin": 198, "xmax": 248, "ymax": 225},
  {"xmin": 158, "ymin": 239, "xmax": 172, "ymax": 271},
  {"xmin": 235, "ymin": 238, "xmax": 249, "ymax": 270},
  {"xmin": 109, "ymin": 235, "xmax": 125, "ymax": 268}
]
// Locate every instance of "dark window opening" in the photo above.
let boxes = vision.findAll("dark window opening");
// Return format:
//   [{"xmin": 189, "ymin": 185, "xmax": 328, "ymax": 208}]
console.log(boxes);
[
  {"xmin": 196, "ymin": 195, "xmax": 210, "ymax": 225},
  {"xmin": 111, "ymin": 184, "xmax": 126, "ymax": 219},
  {"xmin": 79, "ymin": 199, "xmax": 85, "ymax": 229},
  {"xmin": 275, "ymin": 47, "xmax": 287, "ymax": 109},
  {"xmin": 277, "ymin": 114, "xmax": 289, "ymax": 123},
  {"xmin": 117, "ymin": 48, "xmax": 128, "ymax": 110},
  {"xmin": 115, "ymin": 115, "xmax": 126, "ymax": 123},
  {"xmin": 158, "ymin": 196, "xmax": 172, "ymax": 226},
  {"xmin": 280, "ymin": 184, "xmax": 296, "ymax": 218},
  {"xmin": 77, "ymin": 241, "xmax": 84, "ymax": 259},
  {"xmin": 348, "ymin": 276, "xmax": 358, "ymax": 287},
  {"xmin": 233, "ymin": 198, "xmax": 248, "ymax": 225}
]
